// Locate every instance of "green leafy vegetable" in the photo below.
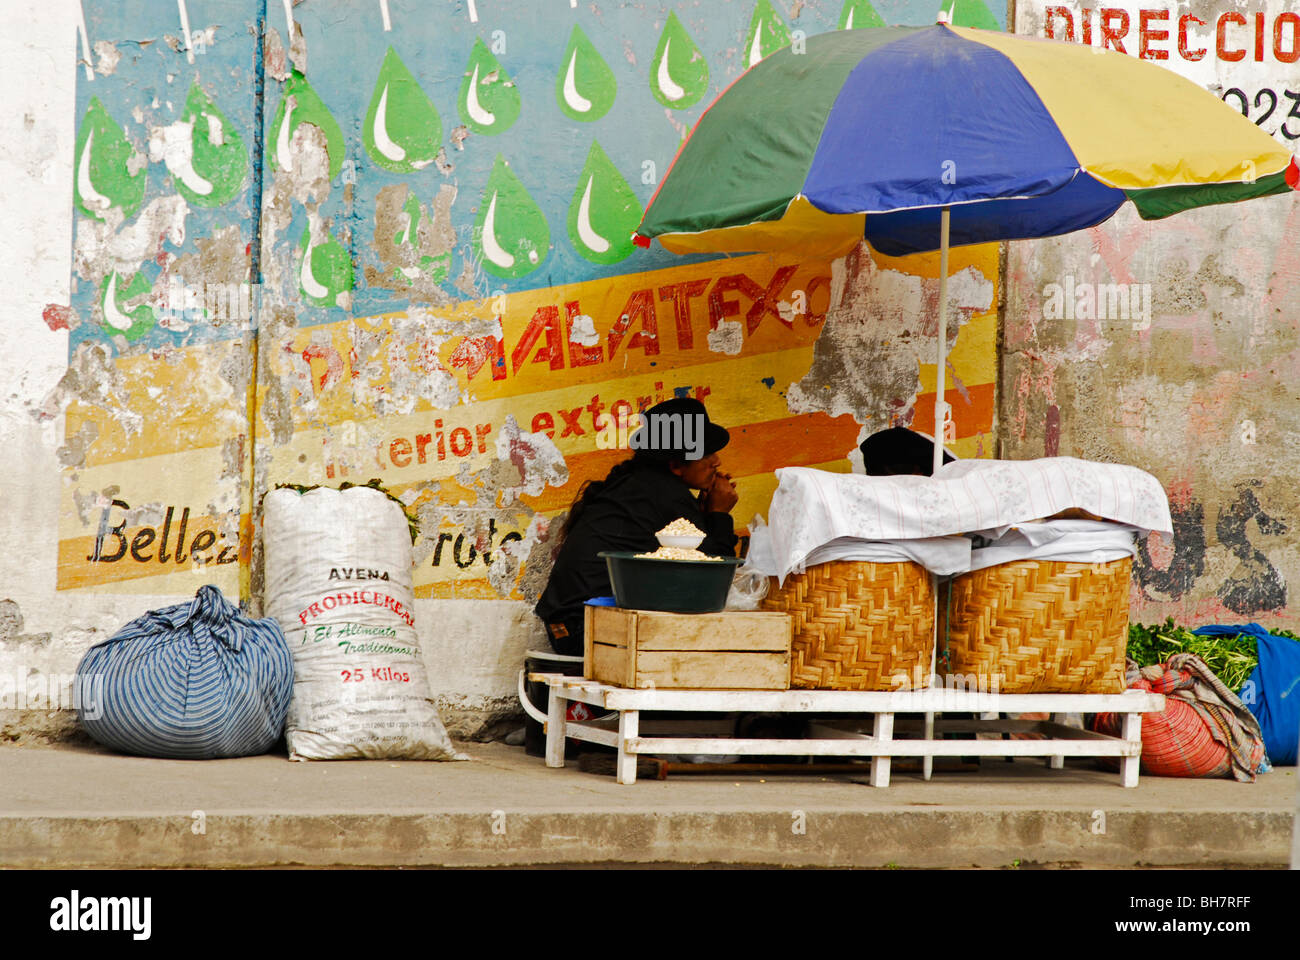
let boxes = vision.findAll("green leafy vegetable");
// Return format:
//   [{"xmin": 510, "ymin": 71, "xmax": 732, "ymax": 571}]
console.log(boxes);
[{"xmin": 1126, "ymin": 617, "xmax": 1299, "ymax": 694}]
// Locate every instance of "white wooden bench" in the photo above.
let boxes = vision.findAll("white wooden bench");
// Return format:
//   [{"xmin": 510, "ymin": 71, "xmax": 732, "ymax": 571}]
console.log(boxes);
[{"xmin": 532, "ymin": 673, "xmax": 1165, "ymax": 787}]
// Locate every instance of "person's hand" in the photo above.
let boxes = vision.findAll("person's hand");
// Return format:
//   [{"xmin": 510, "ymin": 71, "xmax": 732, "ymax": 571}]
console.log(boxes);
[{"xmin": 703, "ymin": 471, "xmax": 738, "ymax": 513}]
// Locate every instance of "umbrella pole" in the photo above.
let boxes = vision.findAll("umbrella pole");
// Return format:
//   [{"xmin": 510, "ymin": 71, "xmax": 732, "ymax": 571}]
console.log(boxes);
[
  {"xmin": 925, "ymin": 207, "xmax": 951, "ymax": 781},
  {"xmin": 933, "ymin": 206, "xmax": 951, "ymax": 476}
]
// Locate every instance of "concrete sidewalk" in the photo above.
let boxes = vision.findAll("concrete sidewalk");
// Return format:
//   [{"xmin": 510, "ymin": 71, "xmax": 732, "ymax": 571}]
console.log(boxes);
[{"xmin": 0, "ymin": 740, "xmax": 1293, "ymax": 868}]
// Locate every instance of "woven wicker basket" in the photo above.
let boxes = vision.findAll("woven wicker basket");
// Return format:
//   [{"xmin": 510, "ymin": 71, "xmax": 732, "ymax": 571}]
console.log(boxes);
[
  {"xmin": 938, "ymin": 557, "xmax": 1131, "ymax": 694},
  {"xmin": 762, "ymin": 560, "xmax": 933, "ymax": 691}
]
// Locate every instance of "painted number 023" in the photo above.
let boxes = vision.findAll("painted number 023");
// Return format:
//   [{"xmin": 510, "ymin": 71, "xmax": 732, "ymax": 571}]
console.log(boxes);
[{"xmin": 1222, "ymin": 88, "xmax": 1300, "ymax": 140}]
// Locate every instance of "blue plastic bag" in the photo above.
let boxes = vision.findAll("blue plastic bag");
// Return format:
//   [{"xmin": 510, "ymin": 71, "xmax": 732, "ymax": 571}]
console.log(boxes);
[
  {"xmin": 1193, "ymin": 623, "xmax": 1300, "ymax": 766},
  {"xmin": 76, "ymin": 585, "xmax": 294, "ymax": 759}
]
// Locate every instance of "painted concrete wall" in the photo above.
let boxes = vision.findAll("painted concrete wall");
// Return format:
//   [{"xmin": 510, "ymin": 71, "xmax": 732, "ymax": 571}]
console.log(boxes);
[
  {"xmin": 0, "ymin": 0, "xmax": 159, "ymax": 742},
  {"xmin": 5, "ymin": 0, "xmax": 1003, "ymax": 741},
  {"xmin": 1007, "ymin": 0, "xmax": 1300, "ymax": 629}
]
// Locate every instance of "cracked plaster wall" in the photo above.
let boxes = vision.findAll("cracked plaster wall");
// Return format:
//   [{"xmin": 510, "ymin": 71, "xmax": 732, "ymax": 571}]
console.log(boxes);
[
  {"xmin": 1007, "ymin": 0, "xmax": 1300, "ymax": 626},
  {"xmin": 1, "ymin": 2, "xmax": 182, "ymax": 743}
]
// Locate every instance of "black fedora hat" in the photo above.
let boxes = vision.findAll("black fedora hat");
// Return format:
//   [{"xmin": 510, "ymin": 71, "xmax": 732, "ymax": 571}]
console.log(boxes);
[{"xmin": 629, "ymin": 397, "xmax": 729, "ymax": 461}]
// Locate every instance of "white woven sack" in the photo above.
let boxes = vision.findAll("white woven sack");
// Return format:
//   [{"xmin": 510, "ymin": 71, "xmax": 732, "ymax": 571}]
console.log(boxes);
[{"xmin": 263, "ymin": 486, "xmax": 465, "ymax": 761}]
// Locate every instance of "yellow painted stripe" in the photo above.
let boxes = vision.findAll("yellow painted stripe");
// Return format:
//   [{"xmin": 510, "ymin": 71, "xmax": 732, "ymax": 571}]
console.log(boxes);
[
  {"xmin": 70, "ymin": 337, "xmax": 251, "ymax": 468},
  {"xmin": 57, "ymin": 563, "xmax": 241, "ymax": 596},
  {"xmin": 58, "ymin": 445, "xmax": 245, "ymax": 592},
  {"xmin": 516, "ymin": 411, "xmax": 863, "ymax": 513},
  {"xmin": 415, "ymin": 580, "xmax": 503, "ymax": 600},
  {"xmin": 59, "ymin": 446, "xmax": 240, "ymax": 539},
  {"xmin": 864, "ymin": 242, "xmax": 1000, "ymax": 394},
  {"xmin": 955, "ymin": 26, "xmax": 1293, "ymax": 189},
  {"xmin": 868, "ymin": 240, "xmax": 999, "ymax": 281},
  {"xmin": 507, "ymin": 458, "xmax": 854, "ymax": 534}
]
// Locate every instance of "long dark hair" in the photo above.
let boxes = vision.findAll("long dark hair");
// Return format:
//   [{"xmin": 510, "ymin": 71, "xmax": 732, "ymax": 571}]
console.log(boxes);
[{"xmin": 558, "ymin": 452, "xmax": 670, "ymax": 543}]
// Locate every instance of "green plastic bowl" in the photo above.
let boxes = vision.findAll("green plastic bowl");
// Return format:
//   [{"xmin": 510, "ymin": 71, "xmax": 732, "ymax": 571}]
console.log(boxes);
[{"xmin": 599, "ymin": 551, "xmax": 744, "ymax": 613}]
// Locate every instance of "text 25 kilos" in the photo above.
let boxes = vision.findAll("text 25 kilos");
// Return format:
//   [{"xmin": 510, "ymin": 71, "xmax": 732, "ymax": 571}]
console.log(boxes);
[{"xmin": 340, "ymin": 668, "xmax": 411, "ymax": 683}]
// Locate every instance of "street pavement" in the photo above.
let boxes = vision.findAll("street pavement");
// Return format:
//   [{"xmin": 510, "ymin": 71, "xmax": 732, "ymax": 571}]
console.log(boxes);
[{"xmin": 0, "ymin": 740, "xmax": 1293, "ymax": 868}]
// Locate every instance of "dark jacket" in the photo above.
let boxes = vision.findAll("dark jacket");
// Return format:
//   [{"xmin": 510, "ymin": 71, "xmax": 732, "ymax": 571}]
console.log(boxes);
[{"xmin": 534, "ymin": 461, "xmax": 738, "ymax": 629}]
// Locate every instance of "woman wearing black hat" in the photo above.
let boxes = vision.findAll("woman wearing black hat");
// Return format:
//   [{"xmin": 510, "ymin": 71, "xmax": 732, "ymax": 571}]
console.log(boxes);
[{"xmin": 534, "ymin": 397, "xmax": 738, "ymax": 656}]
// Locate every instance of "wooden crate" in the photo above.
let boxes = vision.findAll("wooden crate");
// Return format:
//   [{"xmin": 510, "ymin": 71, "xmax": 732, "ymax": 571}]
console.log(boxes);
[{"xmin": 584, "ymin": 605, "xmax": 792, "ymax": 690}]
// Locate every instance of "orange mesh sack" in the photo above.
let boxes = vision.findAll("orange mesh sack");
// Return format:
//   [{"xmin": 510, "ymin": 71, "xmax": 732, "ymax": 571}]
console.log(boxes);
[
  {"xmin": 1094, "ymin": 694, "xmax": 1228, "ymax": 778},
  {"xmin": 1094, "ymin": 658, "xmax": 1265, "ymax": 780}
]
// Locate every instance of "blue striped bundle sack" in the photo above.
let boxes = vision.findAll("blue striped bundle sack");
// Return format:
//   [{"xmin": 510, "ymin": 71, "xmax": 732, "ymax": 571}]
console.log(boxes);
[{"xmin": 75, "ymin": 585, "xmax": 293, "ymax": 759}]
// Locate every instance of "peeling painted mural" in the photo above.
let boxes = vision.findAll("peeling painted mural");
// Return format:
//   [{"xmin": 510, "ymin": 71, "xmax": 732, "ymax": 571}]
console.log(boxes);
[
  {"xmin": 54, "ymin": 1, "xmax": 258, "ymax": 602},
  {"xmin": 46, "ymin": 0, "xmax": 1002, "ymax": 731},
  {"xmin": 55, "ymin": 0, "xmax": 1002, "ymax": 606},
  {"xmin": 1009, "ymin": 0, "xmax": 1300, "ymax": 625}
]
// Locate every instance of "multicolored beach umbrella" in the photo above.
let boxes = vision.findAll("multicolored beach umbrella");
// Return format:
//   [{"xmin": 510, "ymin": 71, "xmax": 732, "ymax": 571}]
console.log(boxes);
[
  {"xmin": 638, "ymin": 20, "xmax": 1298, "ymax": 475},
  {"xmin": 635, "ymin": 23, "xmax": 1299, "ymax": 260}
]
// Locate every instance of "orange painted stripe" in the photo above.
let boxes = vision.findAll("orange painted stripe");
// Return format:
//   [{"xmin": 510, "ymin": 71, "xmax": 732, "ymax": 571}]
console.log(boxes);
[
  {"xmin": 910, "ymin": 382, "xmax": 995, "ymax": 439},
  {"xmin": 519, "ymin": 411, "xmax": 860, "ymax": 514},
  {"xmin": 519, "ymin": 448, "xmax": 629, "ymax": 514}
]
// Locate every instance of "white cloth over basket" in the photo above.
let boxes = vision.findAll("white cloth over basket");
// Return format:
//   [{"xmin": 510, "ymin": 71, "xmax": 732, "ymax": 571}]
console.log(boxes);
[
  {"xmin": 749, "ymin": 457, "xmax": 1171, "ymax": 582},
  {"xmin": 967, "ymin": 519, "xmax": 1139, "ymax": 572},
  {"xmin": 746, "ymin": 534, "xmax": 971, "ymax": 582}
]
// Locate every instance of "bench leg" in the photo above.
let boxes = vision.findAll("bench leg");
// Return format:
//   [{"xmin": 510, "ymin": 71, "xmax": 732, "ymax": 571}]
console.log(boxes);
[
  {"xmin": 923, "ymin": 712, "xmax": 934, "ymax": 781},
  {"xmin": 871, "ymin": 712, "xmax": 894, "ymax": 788},
  {"xmin": 976, "ymin": 711, "xmax": 1004, "ymax": 765},
  {"xmin": 1049, "ymin": 755, "xmax": 1065, "ymax": 769},
  {"xmin": 1120, "ymin": 712, "xmax": 1141, "ymax": 788},
  {"xmin": 617, "ymin": 710, "xmax": 640, "ymax": 785},
  {"xmin": 545, "ymin": 686, "xmax": 567, "ymax": 769}
]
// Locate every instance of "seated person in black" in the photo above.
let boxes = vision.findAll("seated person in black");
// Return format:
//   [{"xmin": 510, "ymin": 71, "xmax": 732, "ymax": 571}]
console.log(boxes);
[
  {"xmin": 534, "ymin": 397, "xmax": 739, "ymax": 655},
  {"xmin": 860, "ymin": 426, "xmax": 955, "ymax": 477}
]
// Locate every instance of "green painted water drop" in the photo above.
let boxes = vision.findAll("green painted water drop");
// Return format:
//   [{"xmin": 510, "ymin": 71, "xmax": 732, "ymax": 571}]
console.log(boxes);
[
  {"xmin": 99, "ymin": 270, "xmax": 155, "ymax": 341},
  {"xmin": 74, "ymin": 97, "xmax": 146, "ymax": 221},
  {"xmin": 395, "ymin": 192, "xmax": 422, "ymax": 247},
  {"xmin": 475, "ymin": 155, "xmax": 549, "ymax": 279},
  {"xmin": 942, "ymin": 0, "xmax": 1000, "ymax": 30},
  {"xmin": 268, "ymin": 72, "xmax": 345, "ymax": 181},
  {"xmin": 555, "ymin": 25, "xmax": 617, "ymax": 123},
  {"xmin": 298, "ymin": 225, "xmax": 353, "ymax": 307},
  {"xmin": 650, "ymin": 12, "xmax": 709, "ymax": 110},
  {"xmin": 839, "ymin": 0, "xmax": 886, "ymax": 29},
  {"xmin": 174, "ymin": 83, "xmax": 247, "ymax": 207},
  {"xmin": 568, "ymin": 141, "xmax": 642, "ymax": 265},
  {"xmin": 364, "ymin": 47, "xmax": 443, "ymax": 173},
  {"xmin": 459, "ymin": 39, "xmax": 520, "ymax": 136},
  {"xmin": 744, "ymin": 0, "xmax": 792, "ymax": 68}
]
